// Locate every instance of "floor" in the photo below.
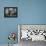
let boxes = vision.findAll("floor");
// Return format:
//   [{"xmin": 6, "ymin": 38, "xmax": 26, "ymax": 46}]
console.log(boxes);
[
  {"xmin": 0, "ymin": 44, "xmax": 18, "ymax": 46},
  {"xmin": 19, "ymin": 39, "xmax": 46, "ymax": 46},
  {"xmin": 0, "ymin": 40, "xmax": 46, "ymax": 46}
]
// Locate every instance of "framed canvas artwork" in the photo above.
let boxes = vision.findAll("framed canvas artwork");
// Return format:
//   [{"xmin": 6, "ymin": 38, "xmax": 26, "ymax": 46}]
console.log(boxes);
[{"xmin": 4, "ymin": 7, "xmax": 18, "ymax": 17}]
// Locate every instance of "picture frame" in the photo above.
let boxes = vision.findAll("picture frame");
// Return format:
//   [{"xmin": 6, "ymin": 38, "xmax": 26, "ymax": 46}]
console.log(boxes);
[{"xmin": 4, "ymin": 7, "xmax": 18, "ymax": 18}]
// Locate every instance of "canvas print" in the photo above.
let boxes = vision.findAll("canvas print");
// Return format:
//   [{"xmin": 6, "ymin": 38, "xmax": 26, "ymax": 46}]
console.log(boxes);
[{"xmin": 4, "ymin": 7, "xmax": 18, "ymax": 17}]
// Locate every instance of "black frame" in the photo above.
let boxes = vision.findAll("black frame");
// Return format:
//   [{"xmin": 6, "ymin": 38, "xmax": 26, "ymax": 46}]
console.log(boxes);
[{"xmin": 4, "ymin": 7, "xmax": 18, "ymax": 18}]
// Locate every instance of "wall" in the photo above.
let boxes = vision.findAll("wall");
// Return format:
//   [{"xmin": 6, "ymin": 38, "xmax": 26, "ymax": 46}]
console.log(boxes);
[{"xmin": 0, "ymin": 0, "xmax": 46, "ymax": 44}]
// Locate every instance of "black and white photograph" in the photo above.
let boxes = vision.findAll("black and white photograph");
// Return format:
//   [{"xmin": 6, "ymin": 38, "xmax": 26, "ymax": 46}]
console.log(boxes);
[{"xmin": 4, "ymin": 7, "xmax": 18, "ymax": 17}]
